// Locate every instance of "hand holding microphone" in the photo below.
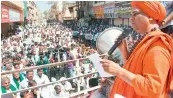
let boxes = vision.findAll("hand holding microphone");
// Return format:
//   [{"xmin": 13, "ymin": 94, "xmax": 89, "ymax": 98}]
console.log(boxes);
[
  {"xmin": 96, "ymin": 27, "xmax": 131, "ymax": 94},
  {"xmin": 101, "ymin": 28, "xmax": 131, "ymax": 75},
  {"xmin": 108, "ymin": 28, "xmax": 131, "ymax": 56}
]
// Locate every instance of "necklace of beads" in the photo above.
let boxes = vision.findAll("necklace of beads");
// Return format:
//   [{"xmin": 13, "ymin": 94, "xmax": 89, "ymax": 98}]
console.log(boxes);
[{"xmin": 127, "ymin": 28, "xmax": 158, "ymax": 58}]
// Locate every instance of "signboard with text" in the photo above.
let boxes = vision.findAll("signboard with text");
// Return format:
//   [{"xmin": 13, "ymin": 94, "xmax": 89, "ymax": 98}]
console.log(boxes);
[
  {"xmin": 104, "ymin": 4, "xmax": 116, "ymax": 18},
  {"xmin": 1, "ymin": 4, "xmax": 23, "ymax": 23},
  {"xmin": 93, "ymin": 6, "xmax": 104, "ymax": 19},
  {"xmin": 1, "ymin": 5, "xmax": 9, "ymax": 23},
  {"xmin": 115, "ymin": 1, "xmax": 131, "ymax": 18}
]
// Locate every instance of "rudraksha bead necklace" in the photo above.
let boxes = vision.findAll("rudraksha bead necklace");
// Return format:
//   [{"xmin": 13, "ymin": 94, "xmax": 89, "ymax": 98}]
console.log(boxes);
[{"xmin": 127, "ymin": 28, "xmax": 158, "ymax": 58}]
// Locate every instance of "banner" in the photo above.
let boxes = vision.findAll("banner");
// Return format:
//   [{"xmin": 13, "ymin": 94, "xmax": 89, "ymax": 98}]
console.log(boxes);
[
  {"xmin": 104, "ymin": 4, "xmax": 115, "ymax": 18},
  {"xmin": 115, "ymin": 1, "xmax": 131, "ymax": 18},
  {"xmin": 1, "ymin": 5, "xmax": 9, "ymax": 23},
  {"xmin": 1, "ymin": 4, "xmax": 23, "ymax": 23},
  {"xmin": 93, "ymin": 6, "xmax": 104, "ymax": 19}
]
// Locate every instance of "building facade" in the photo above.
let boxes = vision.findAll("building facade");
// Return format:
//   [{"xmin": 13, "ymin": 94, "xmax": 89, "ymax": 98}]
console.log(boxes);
[
  {"xmin": 75, "ymin": 1, "xmax": 131, "ymax": 26},
  {"xmin": 92, "ymin": 1, "xmax": 131, "ymax": 26},
  {"xmin": 62, "ymin": 2, "xmax": 77, "ymax": 24},
  {"xmin": 103, "ymin": 1, "xmax": 116, "ymax": 25},
  {"xmin": 27, "ymin": 1, "xmax": 40, "ymax": 25},
  {"xmin": 1, "ymin": 1, "xmax": 24, "ymax": 39},
  {"xmin": 76, "ymin": 1, "xmax": 93, "ymax": 19},
  {"xmin": 114, "ymin": 1, "xmax": 131, "ymax": 26}
]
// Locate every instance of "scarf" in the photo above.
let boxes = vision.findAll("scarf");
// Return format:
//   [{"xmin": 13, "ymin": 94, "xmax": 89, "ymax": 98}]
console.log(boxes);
[
  {"xmin": 1, "ymin": 84, "xmax": 17, "ymax": 94},
  {"xmin": 13, "ymin": 73, "xmax": 24, "ymax": 89}
]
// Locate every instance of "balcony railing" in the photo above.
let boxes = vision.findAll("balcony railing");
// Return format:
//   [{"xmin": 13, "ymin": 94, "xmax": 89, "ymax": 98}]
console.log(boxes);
[{"xmin": 1, "ymin": 54, "xmax": 114, "ymax": 98}]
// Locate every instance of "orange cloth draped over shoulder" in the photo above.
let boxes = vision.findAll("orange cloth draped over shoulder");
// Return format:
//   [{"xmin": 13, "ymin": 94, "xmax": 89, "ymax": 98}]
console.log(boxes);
[{"xmin": 110, "ymin": 30, "xmax": 173, "ymax": 98}]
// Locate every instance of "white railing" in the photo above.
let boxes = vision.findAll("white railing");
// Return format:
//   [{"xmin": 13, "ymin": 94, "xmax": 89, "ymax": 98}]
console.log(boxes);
[
  {"xmin": 1, "ymin": 72, "xmax": 98, "ymax": 96},
  {"xmin": 70, "ymin": 85, "xmax": 101, "ymax": 97},
  {"xmin": 1, "ymin": 54, "xmax": 110, "ymax": 97},
  {"xmin": 1, "ymin": 54, "xmax": 106, "ymax": 75}
]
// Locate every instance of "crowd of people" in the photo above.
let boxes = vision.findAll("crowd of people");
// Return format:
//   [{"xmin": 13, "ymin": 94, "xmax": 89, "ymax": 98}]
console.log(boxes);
[
  {"xmin": 1, "ymin": 21, "xmax": 146, "ymax": 98},
  {"xmin": 1, "ymin": 1, "xmax": 173, "ymax": 98},
  {"xmin": 1, "ymin": 23, "xmax": 110, "ymax": 98}
]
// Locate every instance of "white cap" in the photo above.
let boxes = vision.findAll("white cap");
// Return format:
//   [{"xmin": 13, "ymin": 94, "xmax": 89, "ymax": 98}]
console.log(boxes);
[
  {"xmin": 60, "ymin": 77, "xmax": 66, "ymax": 81},
  {"xmin": 51, "ymin": 77, "xmax": 56, "ymax": 82}
]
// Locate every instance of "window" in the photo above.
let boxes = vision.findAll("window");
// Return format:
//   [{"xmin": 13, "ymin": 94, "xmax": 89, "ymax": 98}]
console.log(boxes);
[
  {"xmin": 104, "ymin": 14, "xmax": 107, "ymax": 17},
  {"xmin": 83, "ymin": 1, "xmax": 86, "ymax": 6},
  {"xmin": 80, "ymin": 1, "xmax": 82, "ymax": 5},
  {"xmin": 69, "ymin": 8, "xmax": 73, "ymax": 13}
]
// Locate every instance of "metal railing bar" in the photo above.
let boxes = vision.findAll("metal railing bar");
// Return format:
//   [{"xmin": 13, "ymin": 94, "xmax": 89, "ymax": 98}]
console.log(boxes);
[
  {"xmin": 1, "ymin": 54, "xmax": 106, "ymax": 75},
  {"xmin": 1, "ymin": 71, "xmax": 98, "ymax": 96}
]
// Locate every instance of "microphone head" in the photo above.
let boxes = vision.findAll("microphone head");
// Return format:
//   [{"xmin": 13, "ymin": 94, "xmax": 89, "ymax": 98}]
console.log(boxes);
[
  {"xmin": 121, "ymin": 28, "xmax": 132, "ymax": 38},
  {"xmin": 107, "ymin": 28, "xmax": 131, "ymax": 55},
  {"xmin": 96, "ymin": 27, "xmax": 131, "ymax": 56}
]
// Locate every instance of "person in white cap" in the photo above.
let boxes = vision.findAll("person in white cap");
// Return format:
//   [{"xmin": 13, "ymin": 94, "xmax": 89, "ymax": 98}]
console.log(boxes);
[{"xmin": 50, "ymin": 84, "xmax": 68, "ymax": 98}]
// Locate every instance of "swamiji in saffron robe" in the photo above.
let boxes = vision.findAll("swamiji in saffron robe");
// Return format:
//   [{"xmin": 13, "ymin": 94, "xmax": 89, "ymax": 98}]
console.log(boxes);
[{"xmin": 110, "ymin": 30, "xmax": 173, "ymax": 98}]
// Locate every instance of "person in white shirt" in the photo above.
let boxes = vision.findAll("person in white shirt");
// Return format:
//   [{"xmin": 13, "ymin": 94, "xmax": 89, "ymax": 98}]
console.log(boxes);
[
  {"xmin": 50, "ymin": 84, "xmax": 69, "ymax": 98},
  {"xmin": 31, "ymin": 50, "xmax": 39, "ymax": 65},
  {"xmin": 83, "ymin": 63, "xmax": 90, "ymax": 74},
  {"xmin": 88, "ymin": 63, "xmax": 97, "ymax": 78},
  {"xmin": 11, "ymin": 72, "xmax": 25, "ymax": 90},
  {"xmin": 34, "ymin": 69, "xmax": 50, "ymax": 85},
  {"xmin": 34, "ymin": 69, "xmax": 50, "ymax": 98},
  {"xmin": 60, "ymin": 77, "xmax": 73, "ymax": 95},
  {"xmin": 73, "ymin": 72, "xmax": 86, "ymax": 91},
  {"xmin": 20, "ymin": 70, "xmax": 35, "ymax": 89},
  {"xmin": 34, "ymin": 42, "xmax": 39, "ymax": 56}
]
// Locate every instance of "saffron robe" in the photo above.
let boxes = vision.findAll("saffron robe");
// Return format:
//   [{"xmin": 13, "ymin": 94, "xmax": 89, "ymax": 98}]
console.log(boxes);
[{"xmin": 110, "ymin": 30, "xmax": 173, "ymax": 98}]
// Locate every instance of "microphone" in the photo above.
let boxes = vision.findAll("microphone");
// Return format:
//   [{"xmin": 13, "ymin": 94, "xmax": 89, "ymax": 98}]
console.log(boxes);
[{"xmin": 107, "ymin": 28, "xmax": 131, "ymax": 55}]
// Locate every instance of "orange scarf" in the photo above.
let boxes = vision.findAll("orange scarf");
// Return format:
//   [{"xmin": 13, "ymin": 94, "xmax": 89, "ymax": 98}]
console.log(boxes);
[{"xmin": 110, "ymin": 30, "xmax": 173, "ymax": 98}]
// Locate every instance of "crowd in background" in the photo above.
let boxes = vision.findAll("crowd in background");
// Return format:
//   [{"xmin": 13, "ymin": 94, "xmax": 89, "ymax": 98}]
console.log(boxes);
[
  {"xmin": 1, "ymin": 19, "xmax": 153, "ymax": 98},
  {"xmin": 1, "ymin": 23, "xmax": 108, "ymax": 98}
]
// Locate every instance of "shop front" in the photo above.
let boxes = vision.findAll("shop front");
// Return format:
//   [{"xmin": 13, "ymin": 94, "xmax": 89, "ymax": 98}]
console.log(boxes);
[
  {"xmin": 1, "ymin": 2, "xmax": 24, "ymax": 38},
  {"xmin": 114, "ymin": 1, "xmax": 131, "ymax": 26},
  {"xmin": 104, "ymin": 3, "xmax": 116, "ymax": 25}
]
